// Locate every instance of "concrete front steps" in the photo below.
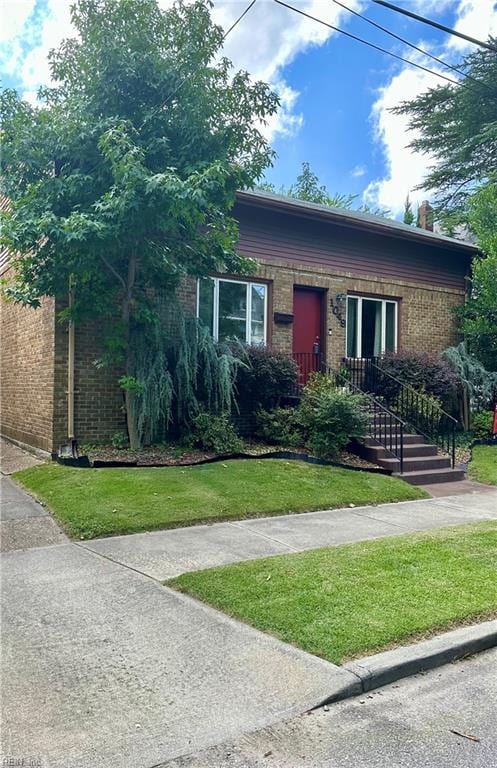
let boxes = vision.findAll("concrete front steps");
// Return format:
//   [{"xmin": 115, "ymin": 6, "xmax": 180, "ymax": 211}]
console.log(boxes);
[{"xmin": 362, "ymin": 435, "xmax": 465, "ymax": 486}]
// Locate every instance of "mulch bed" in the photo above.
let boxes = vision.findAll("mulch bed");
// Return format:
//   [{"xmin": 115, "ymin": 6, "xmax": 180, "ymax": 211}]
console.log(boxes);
[{"xmin": 78, "ymin": 442, "xmax": 380, "ymax": 470}]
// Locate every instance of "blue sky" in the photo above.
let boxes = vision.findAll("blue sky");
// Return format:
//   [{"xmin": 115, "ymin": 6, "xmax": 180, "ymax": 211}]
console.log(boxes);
[{"xmin": 1, "ymin": 0, "xmax": 496, "ymax": 217}]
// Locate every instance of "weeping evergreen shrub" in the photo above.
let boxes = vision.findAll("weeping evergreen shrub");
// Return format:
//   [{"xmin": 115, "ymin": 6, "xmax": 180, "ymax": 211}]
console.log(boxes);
[
  {"xmin": 442, "ymin": 342, "xmax": 497, "ymax": 428},
  {"xmin": 125, "ymin": 310, "xmax": 244, "ymax": 446},
  {"xmin": 124, "ymin": 322, "xmax": 174, "ymax": 446}
]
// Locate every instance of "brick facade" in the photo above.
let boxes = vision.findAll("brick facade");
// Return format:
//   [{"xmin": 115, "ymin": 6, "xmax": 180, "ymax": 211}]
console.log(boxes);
[
  {"xmin": 1, "ymin": 196, "xmax": 473, "ymax": 453},
  {"xmin": 251, "ymin": 258, "xmax": 464, "ymax": 369},
  {"xmin": 0, "ymin": 268, "xmax": 57, "ymax": 453}
]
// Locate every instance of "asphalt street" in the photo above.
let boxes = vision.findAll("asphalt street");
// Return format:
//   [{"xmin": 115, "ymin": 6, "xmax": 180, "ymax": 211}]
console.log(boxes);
[{"xmin": 163, "ymin": 647, "xmax": 497, "ymax": 768}]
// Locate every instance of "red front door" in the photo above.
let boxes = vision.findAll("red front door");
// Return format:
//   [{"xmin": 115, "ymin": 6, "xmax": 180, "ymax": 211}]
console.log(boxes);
[{"xmin": 293, "ymin": 287, "xmax": 323, "ymax": 384}]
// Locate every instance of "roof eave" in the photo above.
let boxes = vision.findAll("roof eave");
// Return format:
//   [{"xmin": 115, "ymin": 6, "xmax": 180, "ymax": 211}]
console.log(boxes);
[{"xmin": 235, "ymin": 190, "xmax": 480, "ymax": 256}]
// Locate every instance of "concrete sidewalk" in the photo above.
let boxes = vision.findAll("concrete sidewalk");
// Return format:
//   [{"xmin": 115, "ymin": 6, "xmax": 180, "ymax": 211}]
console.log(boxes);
[
  {"xmin": 1, "ymin": 542, "xmax": 354, "ymax": 768},
  {"xmin": 83, "ymin": 490, "xmax": 497, "ymax": 580},
  {"xmin": 0, "ymin": 475, "xmax": 67, "ymax": 551}
]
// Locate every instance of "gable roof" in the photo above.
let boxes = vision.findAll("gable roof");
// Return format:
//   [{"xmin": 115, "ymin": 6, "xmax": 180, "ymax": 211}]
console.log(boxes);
[{"xmin": 236, "ymin": 189, "xmax": 480, "ymax": 255}]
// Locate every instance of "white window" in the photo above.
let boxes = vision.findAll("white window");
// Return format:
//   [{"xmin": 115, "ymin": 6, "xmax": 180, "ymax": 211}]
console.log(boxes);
[
  {"xmin": 197, "ymin": 277, "xmax": 267, "ymax": 345},
  {"xmin": 346, "ymin": 295, "xmax": 398, "ymax": 358}
]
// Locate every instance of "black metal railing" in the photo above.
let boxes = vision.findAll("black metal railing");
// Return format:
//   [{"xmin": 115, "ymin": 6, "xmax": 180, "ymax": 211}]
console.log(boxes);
[
  {"xmin": 342, "ymin": 357, "xmax": 458, "ymax": 467},
  {"xmin": 333, "ymin": 368, "xmax": 405, "ymax": 473},
  {"xmin": 288, "ymin": 355, "xmax": 405, "ymax": 472}
]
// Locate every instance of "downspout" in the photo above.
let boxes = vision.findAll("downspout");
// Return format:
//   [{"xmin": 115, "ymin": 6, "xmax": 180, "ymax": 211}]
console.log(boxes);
[
  {"xmin": 68, "ymin": 276, "xmax": 75, "ymax": 443},
  {"xmin": 58, "ymin": 275, "xmax": 78, "ymax": 459}
]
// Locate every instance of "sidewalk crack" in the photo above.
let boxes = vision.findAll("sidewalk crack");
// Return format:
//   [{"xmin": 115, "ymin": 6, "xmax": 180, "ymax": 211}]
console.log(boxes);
[
  {"xmin": 74, "ymin": 541, "xmax": 162, "ymax": 583},
  {"xmin": 227, "ymin": 521, "xmax": 301, "ymax": 552}
]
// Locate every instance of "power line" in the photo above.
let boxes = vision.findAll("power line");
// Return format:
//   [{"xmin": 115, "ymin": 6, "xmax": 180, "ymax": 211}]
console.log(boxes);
[
  {"xmin": 331, "ymin": 0, "xmax": 473, "ymax": 83},
  {"xmin": 223, "ymin": 0, "xmax": 258, "ymax": 39},
  {"xmin": 143, "ymin": 0, "xmax": 258, "ymax": 125},
  {"xmin": 372, "ymin": 0, "xmax": 497, "ymax": 53},
  {"xmin": 273, "ymin": 0, "xmax": 459, "ymax": 85}
]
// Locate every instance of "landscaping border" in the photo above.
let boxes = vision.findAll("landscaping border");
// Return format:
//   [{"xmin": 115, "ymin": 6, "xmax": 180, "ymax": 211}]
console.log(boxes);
[{"xmin": 55, "ymin": 449, "xmax": 392, "ymax": 475}]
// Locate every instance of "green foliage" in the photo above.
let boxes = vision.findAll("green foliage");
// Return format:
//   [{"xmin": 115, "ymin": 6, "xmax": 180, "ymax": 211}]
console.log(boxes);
[
  {"xmin": 442, "ymin": 342, "xmax": 497, "ymax": 411},
  {"xmin": 458, "ymin": 185, "xmax": 497, "ymax": 371},
  {"xmin": 403, "ymin": 194, "xmax": 415, "ymax": 226},
  {"xmin": 189, "ymin": 412, "xmax": 244, "ymax": 453},
  {"xmin": 257, "ymin": 161, "xmax": 390, "ymax": 217},
  {"xmin": 111, "ymin": 432, "xmax": 129, "ymax": 450},
  {"xmin": 471, "ymin": 411, "xmax": 494, "ymax": 439},
  {"xmin": 127, "ymin": 312, "xmax": 243, "ymax": 445},
  {"xmin": 0, "ymin": 0, "xmax": 278, "ymax": 446},
  {"xmin": 234, "ymin": 345, "xmax": 298, "ymax": 413},
  {"xmin": 377, "ymin": 351, "xmax": 460, "ymax": 410},
  {"xmin": 393, "ymin": 43, "xmax": 497, "ymax": 219},
  {"xmin": 255, "ymin": 407, "xmax": 304, "ymax": 447},
  {"xmin": 126, "ymin": 323, "xmax": 174, "ymax": 445},
  {"xmin": 395, "ymin": 389, "xmax": 444, "ymax": 434},
  {"xmin": 298, "ymin": 373, "xmax": 368, "ymax": 458}
]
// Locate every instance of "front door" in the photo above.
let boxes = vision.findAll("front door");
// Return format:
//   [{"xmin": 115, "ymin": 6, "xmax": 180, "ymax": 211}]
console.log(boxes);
[{"xmin": 292, "ymin": 287, "xmax": 323, "ymax": 385}]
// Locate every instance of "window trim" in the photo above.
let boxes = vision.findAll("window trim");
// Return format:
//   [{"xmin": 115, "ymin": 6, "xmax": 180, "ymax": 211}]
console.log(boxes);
[
  {"xmin": 197, "ymin": 277, "xmax": 268, "ymax": 345},
  {"xmin": 346, "ymin": 295, "xmax": 398, "ymax": 358}
]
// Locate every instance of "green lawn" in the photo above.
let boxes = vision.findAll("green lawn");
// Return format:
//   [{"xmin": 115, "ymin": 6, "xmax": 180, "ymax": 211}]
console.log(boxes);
[
  {"xmin": 469, "ymin": 444, "xmax": 497, "ymax": 485},
  {"xmin": 14, "ymin": 459, "xmax": 427, "ymax": 539},
  {"xmin": 170, "ymin": 522, "xmax": 497, "ymax": 664}
]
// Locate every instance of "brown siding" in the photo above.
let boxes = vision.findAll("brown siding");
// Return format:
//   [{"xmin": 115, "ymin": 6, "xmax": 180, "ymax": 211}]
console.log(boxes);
[{"xmin": 234, "ymin": 204, "xmax": 471, "ymax": 291}]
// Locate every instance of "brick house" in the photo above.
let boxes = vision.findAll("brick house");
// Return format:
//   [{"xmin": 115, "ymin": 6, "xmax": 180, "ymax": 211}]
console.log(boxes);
[{"xmin": 0, "ymin": 190, "xmax": 478, "ymax": 456}]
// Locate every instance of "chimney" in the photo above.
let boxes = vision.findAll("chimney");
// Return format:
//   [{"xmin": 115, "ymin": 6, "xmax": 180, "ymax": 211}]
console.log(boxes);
[{"xmin": 418, "ymin": 200, "xmax": 434, "ymax": 231}]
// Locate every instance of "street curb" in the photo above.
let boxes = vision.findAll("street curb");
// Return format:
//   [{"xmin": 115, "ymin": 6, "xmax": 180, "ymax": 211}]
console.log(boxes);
[{"xmin": 322, "ymin": 620, "xmax": 497, "ymax": 703}]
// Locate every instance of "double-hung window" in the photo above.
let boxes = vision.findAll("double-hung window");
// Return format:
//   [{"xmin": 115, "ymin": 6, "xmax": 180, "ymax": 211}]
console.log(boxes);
[
  {"xmin": 346, "ymin": 295, "xmax": 398, "ymax": 358},
  {"xmin": 197, "ymin": 277, "xmax": 267, "ymax": 345}
]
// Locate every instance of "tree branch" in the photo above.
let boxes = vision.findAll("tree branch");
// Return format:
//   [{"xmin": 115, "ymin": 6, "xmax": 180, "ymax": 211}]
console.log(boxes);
[{"xmin": 99, "ymin": 253, "xmax": 126, "ymax": 289}]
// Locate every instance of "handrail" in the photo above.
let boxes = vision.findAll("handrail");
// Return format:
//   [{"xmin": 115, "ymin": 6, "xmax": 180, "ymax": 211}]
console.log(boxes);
[
  {"xmin": 333, "ymin": 367, "xmax": 405, "ymax": 473},
  {"xmin": 342, "ymin": 357, "xmax": 458, "ymax": 467}
]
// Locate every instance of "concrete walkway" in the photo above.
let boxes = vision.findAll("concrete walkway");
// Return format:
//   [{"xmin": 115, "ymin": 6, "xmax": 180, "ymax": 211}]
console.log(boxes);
[
  {"xmin": 0, "ymin": 475, "xmax": 68, "ymax": 551},
  {"xmin": 83, "ymin": 490, "xmax": 497, "ymax": 581},
  {"xmin": 2, "ymin": 540, "xmax": 353, "ymax": 768},
  {"xmin": 2, "ymin": 438, "xmax": 497, "ymax": 768}
]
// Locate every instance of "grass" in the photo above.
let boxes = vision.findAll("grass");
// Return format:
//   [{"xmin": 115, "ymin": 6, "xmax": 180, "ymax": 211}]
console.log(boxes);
[
  {"xmin": 170, "ymin": 522, "xmax": 497, "ymax": 665},
  {"xmin": 469, "ymin": 444, "xmax": 497, "ymax": 485},
  {"xmin": 14, "ymin": 459, "xmax": 427, "ymax": 539}
]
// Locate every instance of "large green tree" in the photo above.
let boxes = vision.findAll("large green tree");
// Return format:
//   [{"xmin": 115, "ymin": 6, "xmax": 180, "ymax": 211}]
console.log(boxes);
[
  {"xmin": 459, "ymin": 184, "xmax": 497, "ymax": 371},
  {"xmin": 1, "ymin": 0, "xmax": 278, "ymax": 447},
  {"xmin": 394, "ymin": 42, "xmax": 497, "ymax": 222},
  {"xmin": 259, "ymin": 161, "xmax": 389, "ymax": 216}
]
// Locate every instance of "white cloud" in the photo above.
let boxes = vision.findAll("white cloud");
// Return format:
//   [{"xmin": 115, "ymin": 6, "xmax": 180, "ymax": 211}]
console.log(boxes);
[
  {"xmin": 448, "ymin": 0, "xmax": 497, "ymax": 51},
  {"xmin": 351, "ymin": 165, "xmax": 366, "ymax": 178},
  {"xmin": 364, "ymin": 0, "xmax": 497, "ymax": 217},
  {"xmin": 1, "ymin": 0, "xmax": 362, "ymax": 140},
  {"xmin": 0, "ymin": 0, "xmax": 36, "ymax": 43}
]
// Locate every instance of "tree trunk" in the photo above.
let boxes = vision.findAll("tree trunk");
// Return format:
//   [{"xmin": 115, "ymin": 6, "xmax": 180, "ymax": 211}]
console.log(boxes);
[{"xmin": 122, "ymin": 253, "xmax": 140, "ymax": 450}]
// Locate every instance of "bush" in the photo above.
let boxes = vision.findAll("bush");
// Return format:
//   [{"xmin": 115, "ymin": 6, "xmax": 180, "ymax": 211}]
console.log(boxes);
[
  {"xmin": 189, "ymin": 412, "xmax": 244, "ymax": 454},
  {"xmin": 395, "ymin": 389, "xmax": 444, "ymax": 435},
  {"xmin": 298, "ymin": 373, "xmax": 369, "ymax": 458},
  {"xmin": 255, "ymin": 407, "xmax": 304, "ymax": 447},
  {"xmin": 234, "ymin": 346, "xmax": 298, "ymax": 413},
  {"xmin": 111, "ymin": 432, "xmax": 129, "ymax": 450},
  {"xmin": 471, "ymin": 410, "xmax": 494, "ymax": 438},
  {"xmin": 377, "ymin": 350, "xmax": 461, "ymax": 410}
]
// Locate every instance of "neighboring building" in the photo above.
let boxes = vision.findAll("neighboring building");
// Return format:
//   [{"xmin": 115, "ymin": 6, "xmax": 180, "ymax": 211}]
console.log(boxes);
[{"xmin": 0, "ymin": 190, "xmax": 478, "ymax": 455}]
